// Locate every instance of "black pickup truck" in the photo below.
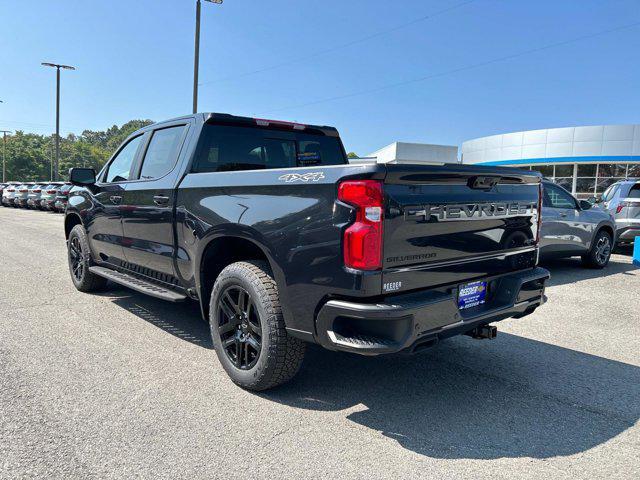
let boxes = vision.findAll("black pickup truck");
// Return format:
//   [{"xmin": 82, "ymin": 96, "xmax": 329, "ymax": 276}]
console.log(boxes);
[{"xmin": 65, "ymin": 113, "xmax": 549, "ymax": 390}]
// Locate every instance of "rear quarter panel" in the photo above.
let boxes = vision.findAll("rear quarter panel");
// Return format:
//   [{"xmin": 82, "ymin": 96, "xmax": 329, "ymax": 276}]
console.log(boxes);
[{"xmin": 175, "ymin": 164, "xmax": 382, "ymax": 335}]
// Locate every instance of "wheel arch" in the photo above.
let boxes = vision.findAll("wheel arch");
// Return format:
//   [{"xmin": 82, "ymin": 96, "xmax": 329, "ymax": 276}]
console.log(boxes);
[
  {"xmin": 594, "ymin": 222, "xmax": 615, "ymax": 246},
  {"xmin": 64, "ymin": 212, "xmax": 84, "ymax": 240},
  {"xmin": 197, "ymin": 234, "xmax": 281, "ymax": 321}
]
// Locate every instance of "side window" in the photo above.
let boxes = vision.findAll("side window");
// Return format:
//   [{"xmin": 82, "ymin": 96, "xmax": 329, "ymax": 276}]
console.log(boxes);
[
  {"xmin": 545, "ymin": 183, "xmax": 577, "ymax": 209},
  {"xmin": 138, "ymin": 125, "xmax": 187, "ymax": 180},
  {"xmin": 105, "ymin": 135, "xmax": 144, "ymax": 183},
  {"xmin": 602, "ymin": 185, "xmax": 619, "ymax": 202}
]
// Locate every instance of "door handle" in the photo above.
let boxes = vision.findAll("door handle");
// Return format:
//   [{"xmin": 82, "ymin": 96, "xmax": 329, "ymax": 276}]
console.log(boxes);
[
  {"xmin": 153, "ymin": 195, "xmax": 170, "ymax": 206},
  {"xmin": 109, "ymin": 195, "xmax": 122, "ymax": 205}
]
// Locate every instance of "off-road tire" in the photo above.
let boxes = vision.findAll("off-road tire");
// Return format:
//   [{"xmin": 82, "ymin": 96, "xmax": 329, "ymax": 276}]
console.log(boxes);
[
  {"xmin": 582, "ymin": 229, "xmax": 612, "ymax": 269},
  {"xmin": 209, "ymin": 260, "xmax": 305, "ymax": 391},
  {"xmin": 68, "ymin": 224, "xmax": 108, "ymax": 292}
]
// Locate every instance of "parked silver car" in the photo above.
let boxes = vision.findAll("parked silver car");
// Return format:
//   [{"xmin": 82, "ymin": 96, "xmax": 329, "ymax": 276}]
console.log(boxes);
[
  {"xmin": 1, "ymin": 182, "xmax": 21, "ymax": 206},
  {"xmin": 539, "ymin": 180, "xmax": 616, "ymax": 268},
  {"xmin": 595, "ymin": 179, "xmax": 640, "ymax": 245},
  {"xmin": 39, "ymin": 182, "xmax": 66, "ymax": 210},
  {"xmin": 26, "ymin": 183, "xmax": 49, "ymax": 209},
  {"xmin": 13, "ymin": 183, "xmax": 35, "ymax": 207}
]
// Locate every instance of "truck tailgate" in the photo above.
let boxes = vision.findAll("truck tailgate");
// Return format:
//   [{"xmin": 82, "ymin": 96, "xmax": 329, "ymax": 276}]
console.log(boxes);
[{"xmin": 382, "ymin": 164, "xmax": 541, "ymax": 293}]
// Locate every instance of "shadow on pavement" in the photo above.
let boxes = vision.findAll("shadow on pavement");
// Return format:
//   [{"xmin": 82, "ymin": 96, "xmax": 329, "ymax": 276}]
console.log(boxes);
[
  {"xmin": 97, "ymin": 280, "xmax": 639, "ymax": 461},
  {"xmin": 95, "ymin": 285, "xmax": 212, "ymax": 349},
  {"xmin": 541, "ymin": 256, "xmax": 637, "ymax": 287},
  {"xmin": 262, "ymin": 335, "xmax": 639, "ymax": 460},
  {"xmin": 614, "ymin": 244, "xmax": 634, "ymax": 256}
]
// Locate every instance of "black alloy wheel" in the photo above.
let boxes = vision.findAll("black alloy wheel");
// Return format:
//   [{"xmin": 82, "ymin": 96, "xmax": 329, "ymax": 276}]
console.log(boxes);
[
  {"xmin": 217, "ymin": 285, "xmax": 262, "ymax": 370},
  {"xmin": 69, "ymin": 235, "xmax": 85, "ymax": 282}
]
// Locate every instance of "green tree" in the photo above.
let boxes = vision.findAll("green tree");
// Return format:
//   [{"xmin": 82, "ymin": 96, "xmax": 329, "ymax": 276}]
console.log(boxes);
[{"xmin": 2, "ymin": 119, "xmax": 154, "ymax": 182}]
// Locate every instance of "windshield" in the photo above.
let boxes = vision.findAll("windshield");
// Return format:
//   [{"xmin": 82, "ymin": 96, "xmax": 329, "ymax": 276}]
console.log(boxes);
[{"xmin": 192, "ymin": 124, "xmax": 347, "ymax": 173}]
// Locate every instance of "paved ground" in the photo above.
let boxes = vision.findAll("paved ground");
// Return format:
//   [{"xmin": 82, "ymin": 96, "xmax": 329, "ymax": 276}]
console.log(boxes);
[{"xmin": 0, "ymin": 206, "xmax": 639, "ymax": 480}]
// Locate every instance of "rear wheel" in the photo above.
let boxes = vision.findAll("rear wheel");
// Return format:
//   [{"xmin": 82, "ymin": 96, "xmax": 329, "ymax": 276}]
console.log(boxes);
[
  {"xmin": 582, "ymin": 230, "xmax": 612, "ymax": 269},
  {"xmin": 67, "ymin": 224, "xmax": 108, "ymax": 292},
  {"xmin": 209, "ymin": 261, "xmax": 305, "ymax": 391}
]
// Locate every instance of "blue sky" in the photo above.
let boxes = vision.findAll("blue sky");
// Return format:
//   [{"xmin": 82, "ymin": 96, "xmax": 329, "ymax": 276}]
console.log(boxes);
[{"xmin": 1, "ymin": 0, "xmax": 639, "ymax": 155}]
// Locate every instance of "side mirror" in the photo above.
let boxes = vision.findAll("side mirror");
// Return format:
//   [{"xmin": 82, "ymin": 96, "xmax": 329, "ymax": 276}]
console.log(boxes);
[
  {"xmin": 69, "ymin": 167, "xmax": 96, "ymax": 186},
  {"xmin": 579, "ymin": 200, "xmax": 592, "ymax": 210}
]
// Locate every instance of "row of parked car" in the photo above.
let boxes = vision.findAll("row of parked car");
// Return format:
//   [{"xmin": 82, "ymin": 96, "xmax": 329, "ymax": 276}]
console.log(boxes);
[{"xmin": 0, "ymin": 181, "xmax": 73, "ymax": 212}]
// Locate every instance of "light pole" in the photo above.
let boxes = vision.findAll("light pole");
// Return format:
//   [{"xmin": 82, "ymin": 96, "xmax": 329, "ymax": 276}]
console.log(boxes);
[
  {"xmin": 41, "ymin": 62, "xmax": 76, "ymax": 181},
  {"xmin": 193, "ymin": 0, "xmax": 223, "ymax": 114},
  {"xmin": 0, "ymin": 99, "xmax": 6, "ymax": 182},
  {"xmin": 0, "ymin": 130, "xmax": 10, "ymax": 183}
]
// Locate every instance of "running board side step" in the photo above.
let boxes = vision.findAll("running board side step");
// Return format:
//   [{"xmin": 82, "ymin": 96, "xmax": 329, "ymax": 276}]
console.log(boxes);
[{"xmin": 88, "ymin": 266, "xmax": 187, "ymax": 302}]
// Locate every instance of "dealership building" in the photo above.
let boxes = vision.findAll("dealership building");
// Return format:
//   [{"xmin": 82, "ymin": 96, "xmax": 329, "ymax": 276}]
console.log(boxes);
[{"xmin": 461, "ymin": 124, "xmax": 640, "ymax": 198}]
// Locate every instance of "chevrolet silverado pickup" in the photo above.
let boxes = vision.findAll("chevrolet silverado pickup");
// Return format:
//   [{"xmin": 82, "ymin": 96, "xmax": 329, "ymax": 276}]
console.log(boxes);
[{"xmin": 65, "ymin": 113, "xmax": 549, "ymax": 390}]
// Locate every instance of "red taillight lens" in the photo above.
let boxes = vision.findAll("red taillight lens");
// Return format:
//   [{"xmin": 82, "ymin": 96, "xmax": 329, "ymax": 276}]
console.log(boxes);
[
  {"xmin": 34, "ymin": 189, "xmax": 41, "ymax": 193},
  {"xmin": 47, "ymin": 190, "xmax": 56, "ymax": 194},
  {"xmin": 536, "ymin": 183, "xmax": 543, "ymax": 244},
  {"xmin": 338, "ymin": 180, "xmax": 384, "ymax": 270},
  {"xmin": 19, "ymin": 189, "xmax": 27, "ymax": 193},
  {"xmin": 616, "ymin": 202, "xmax": 629, "ymax": 214}
]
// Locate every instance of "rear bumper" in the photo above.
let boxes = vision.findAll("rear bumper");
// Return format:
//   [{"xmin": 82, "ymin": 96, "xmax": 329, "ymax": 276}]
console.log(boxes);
[
  {"xmin": 314, "ymin": 267, "xmax": 549, "ymax": 355},
  {"xmin": 616, "ymin": 226, "xmax": 640, "ymax": 243}
]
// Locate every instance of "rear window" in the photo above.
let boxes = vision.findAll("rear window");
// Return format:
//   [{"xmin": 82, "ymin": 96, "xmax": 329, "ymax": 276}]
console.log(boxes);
[{"xmin": 192, "ymin": 124, "xmax": 346, "ymax": 173}]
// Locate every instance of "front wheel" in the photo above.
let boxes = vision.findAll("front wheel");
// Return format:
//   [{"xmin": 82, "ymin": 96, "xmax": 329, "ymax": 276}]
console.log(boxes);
[
  {"xmin": 209, "ymin": 261, "xmax": 305, "ymax": 391},
  {"xmin": 67, "ymin": 224, "xmax": 108, "ymax": 292},
  {"xmin": 582, "ymin": 230, "xmax": 612, "ymax": 269}
]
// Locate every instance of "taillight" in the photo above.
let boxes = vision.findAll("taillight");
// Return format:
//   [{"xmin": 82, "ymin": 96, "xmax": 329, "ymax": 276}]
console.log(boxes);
[
  {"xmin": 47, "ymin": 190, "xmax": 56, "ymax": 194},
  {"xmin": 34, "ymin": 189, "xmax": 41, "ymax": 193},
  {"xmin": 536, "ymin": 183, "xmax": 543, "ymax": 243},
  {"xmin": 338, "ymin": 180, "xmax": 384, "ymax": 270},
  {"xmin": 19, "ymin": 189, "xmax": 27, "ymax": 193},
  {"xmin": 616, "ymin": 202, "xmax": 630, "ymax": 214},
  {"xmin": 254, "ymin": 118, "xmax": 306, "ymax": 130}
]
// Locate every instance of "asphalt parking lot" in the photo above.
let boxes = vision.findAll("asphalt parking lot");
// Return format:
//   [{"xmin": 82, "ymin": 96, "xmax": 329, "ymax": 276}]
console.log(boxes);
[{"xmin": 1, "ymin": 207, "xmax": 639, "ymax": 479}]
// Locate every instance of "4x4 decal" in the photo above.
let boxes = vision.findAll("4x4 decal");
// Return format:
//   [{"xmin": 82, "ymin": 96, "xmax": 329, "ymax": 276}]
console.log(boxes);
[{"xmin": 278, "ymin": 172, "xmax": 325, "ymax": 183}]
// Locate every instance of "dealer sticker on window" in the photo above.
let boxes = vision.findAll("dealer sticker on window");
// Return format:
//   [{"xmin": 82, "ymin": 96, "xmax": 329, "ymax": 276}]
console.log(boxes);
[{"xmin": 458, "ymin": 281, "xmax": 487, "ymax": 310}]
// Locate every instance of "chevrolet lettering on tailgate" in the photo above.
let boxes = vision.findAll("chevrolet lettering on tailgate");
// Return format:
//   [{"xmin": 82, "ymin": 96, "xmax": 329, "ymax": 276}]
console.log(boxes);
[{"xmin": 405, "ymin": 202, "xmax": 538, "ymax": 222}]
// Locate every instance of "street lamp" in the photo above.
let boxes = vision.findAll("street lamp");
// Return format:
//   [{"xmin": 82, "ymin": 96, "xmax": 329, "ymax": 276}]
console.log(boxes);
[
  {"xmin": 0, "ymin": 99, "xmax": 7, "ymax": 182},
  {"xmin": 41, "ymin": 62, "xmax": 76, "ymax": 181},
  {"xmin": 0, "ymin": 129, "xmax": 10, "ymax": 183},
  {"xmin": 193, "ymin": 0, "xmax": 223, "ymax": 114}
]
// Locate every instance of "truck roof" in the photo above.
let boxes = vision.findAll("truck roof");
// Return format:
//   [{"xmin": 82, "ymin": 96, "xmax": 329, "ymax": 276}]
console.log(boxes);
[{"xmin": 150, "ymin": 112, "xmax": 340, "ymax": 138}]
